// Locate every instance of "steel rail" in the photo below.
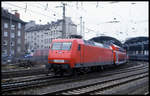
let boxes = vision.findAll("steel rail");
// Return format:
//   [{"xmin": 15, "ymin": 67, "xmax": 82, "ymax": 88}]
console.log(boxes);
[{"xmin": 2, "ymin": 64, "xmax": 148, "ymax": 93}]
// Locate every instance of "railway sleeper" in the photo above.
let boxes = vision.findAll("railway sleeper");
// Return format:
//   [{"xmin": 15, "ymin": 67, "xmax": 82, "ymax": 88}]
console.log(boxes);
[{"xmin": 56, "ymin": 72, "xmax": 148, "ymax": 95}]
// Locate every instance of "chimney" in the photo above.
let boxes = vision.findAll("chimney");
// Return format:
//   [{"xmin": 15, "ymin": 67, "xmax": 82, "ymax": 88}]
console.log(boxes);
[{"xmin": 15, "ymin": 12, "xmax": 20, "ymax": 18}]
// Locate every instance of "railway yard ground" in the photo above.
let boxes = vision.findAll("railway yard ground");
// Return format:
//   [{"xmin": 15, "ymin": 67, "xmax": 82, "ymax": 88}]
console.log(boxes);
[
  {"xmin": 1, "ymin": 61, "xmax": 149, "ymax": 95},
  {"xmin": 2, "ymin": 62, "xmax": 45, "ymax": 72}
]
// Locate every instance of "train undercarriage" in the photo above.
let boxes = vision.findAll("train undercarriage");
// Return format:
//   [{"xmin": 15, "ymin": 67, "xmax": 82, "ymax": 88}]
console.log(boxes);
[{"xmin": 45, "ymin": 63, "xmax": 112, "ymax": 76}]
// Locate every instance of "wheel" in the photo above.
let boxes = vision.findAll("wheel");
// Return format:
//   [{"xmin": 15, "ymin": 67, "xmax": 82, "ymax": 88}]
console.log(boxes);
[{"xmin": 101, "ymin": 66, "xmax": 104, "ymax": 70}]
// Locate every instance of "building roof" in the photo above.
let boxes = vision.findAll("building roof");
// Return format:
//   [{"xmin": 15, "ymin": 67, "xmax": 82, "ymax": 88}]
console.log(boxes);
[
  {"xmin": 52, "ymin": 17, "xmax": 76, "ymax": 26},
  {"xmin": 25, "ymin": 24, "xmax": 51, "ymax": 32},
  {"xmin": 25, "ymin": 17, "xmax": 77, "ymax": 32},
  {"xmin": 1, "ymin": 8, "xmax": 26, "ymax": 24}
]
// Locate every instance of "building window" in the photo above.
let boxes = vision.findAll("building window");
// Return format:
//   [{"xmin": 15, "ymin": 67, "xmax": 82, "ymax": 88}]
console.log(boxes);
[
  {"xmin": 18, "ymin": 31, "xmax": 21, "ymax": 36},
  {"xmin": 17, "ymin": 38, "xmax": 21, "ymax": 44},
  {"xmin": 136, "ymin": 51, "xmax": 138, "ymax": 54},
  {"xmin": 17, "ymin": 47, "xmax": 21, "ymax": 52},
  {"xmin": 3, "ymin": 40, "xmax": 7, "ymax": 45},
  {"xmin": 11, "ymin": 25, "xmax": 15, "ymax": 30},
  {"xmin": 11, "ymin": 41, "xmax": 15, "ymax": 46},
  {"xmin": 45, "ymin": 32, "xmax": 48, "ymax": 34},
  {"xmin": 18, "ymin": 23, "xmax": 21, "ymax": 29},
  {"xmin": 4, "ymin": 23, "xmax": 8, "ymax": 28},
  {"xmin": 11, "ymin": 49, "xmax": 14, "ymax": 55},
  {"xmin": 4, "ymin": 31, "xmax": 8, "ymax": 37},
  {"xmin": 2, "ymin": 50, "xmax": 7, "ymax": 55},
  {"xmin": 11, "ymin": 33, "xmax": 15, "ymax": 38}
]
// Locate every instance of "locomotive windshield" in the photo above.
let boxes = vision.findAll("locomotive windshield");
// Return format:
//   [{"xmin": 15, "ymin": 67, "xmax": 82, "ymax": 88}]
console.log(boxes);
[{"xmin": 51, "ymin": 42, "xmax": 72, "ymax": 50}]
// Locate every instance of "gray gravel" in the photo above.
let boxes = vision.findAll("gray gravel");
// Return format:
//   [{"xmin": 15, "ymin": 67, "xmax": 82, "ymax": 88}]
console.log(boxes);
[{"xmin": 5, "ymin": 66, "xmax": 148, "ymax": 95}]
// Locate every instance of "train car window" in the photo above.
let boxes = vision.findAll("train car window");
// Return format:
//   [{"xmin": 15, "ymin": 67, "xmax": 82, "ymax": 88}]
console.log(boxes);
[
  {"xmin": 83, "ymin": 40, "xmax": 88, "ymax": 45},
  {"xmin": 94, "ymin": 42, "xmax": 104, "ymax": 48},
  {"xmin": 103, "ymin": 44, "xmax": 110, "ymax": 48},
  {"xmin": 78, "ymin": 44, "xmax": 81, "ymax": 51},
  {"xmin": 51, "ymin": 42, "xmax": 72, "ymax": 50},
  {"xmin": 83, "ymin": 40, "xmax": 95, "ymax": 46},
  {"xmin": 89, "ymin": 41, "xmax": 95, "ymax": 46},
  {"xmin": 61, "ymin": 42, "xmax": 72, "ymax": 50}
]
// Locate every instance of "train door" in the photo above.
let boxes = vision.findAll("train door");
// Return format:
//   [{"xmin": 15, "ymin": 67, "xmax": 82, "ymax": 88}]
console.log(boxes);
[
  {"xmin": 78, "ymin": 44, "xmax": 84, "ymax": 65},
  {"xmin": 77, "ymin": 44, "xmax": 85, "ymax": 68},
  {"xmin": 78, "ymin": 44, "xmax": 81, "ymax": 64},
  {"xmin": 116, "ymin": 52, "xmax": 119, "ymax": 65}
]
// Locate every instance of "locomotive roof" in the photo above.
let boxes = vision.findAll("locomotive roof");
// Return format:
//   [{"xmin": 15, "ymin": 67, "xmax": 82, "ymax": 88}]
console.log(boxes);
[
  {"xmin": 52, "ymin": 38, "xmax": 111, "ymax": 49},
  {"xmin": 52, "ymin": 38, "xmax": 83, "ymax": 42}
]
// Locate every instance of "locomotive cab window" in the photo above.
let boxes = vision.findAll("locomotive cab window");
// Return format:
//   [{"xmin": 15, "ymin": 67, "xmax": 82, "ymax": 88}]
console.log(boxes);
[
  {"xmin": 51, "ymin": 42, "xmax": 62, "ymax": 50},
  {"xmin": 51, "ymin": 42, "xmax": 72, "ymax": 50}
]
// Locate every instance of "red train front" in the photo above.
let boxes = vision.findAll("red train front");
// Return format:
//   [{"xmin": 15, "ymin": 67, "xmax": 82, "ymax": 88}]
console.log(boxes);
[
  {"xmin": 47, "ymin": 38, "xmax": 127, "ymax": 75},
  {"xmin": 48, "ymin": 39, "xmax": 79, "ymax": 74}
]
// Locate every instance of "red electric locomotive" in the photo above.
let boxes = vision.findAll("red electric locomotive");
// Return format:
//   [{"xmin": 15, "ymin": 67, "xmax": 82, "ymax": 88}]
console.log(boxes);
[{"xmin": 47, "ymin": 38, "xmax": 127, "ymax": 75}]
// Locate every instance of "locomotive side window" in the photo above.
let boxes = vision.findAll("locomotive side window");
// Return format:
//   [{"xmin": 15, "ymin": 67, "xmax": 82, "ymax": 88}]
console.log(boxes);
[
  {"xmin": 51, "ymin": 42, "xmax": 72, "ymax": 50},
  {"xmin": 61, "ymin": 42, "xmax": 72, "ymax": 50}
]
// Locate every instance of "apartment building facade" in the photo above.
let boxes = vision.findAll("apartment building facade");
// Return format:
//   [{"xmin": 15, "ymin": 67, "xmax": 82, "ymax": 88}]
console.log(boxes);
[
  {"xmin": 1, "ymin": 8, "xmax": 26, "ymax": 57},
  {"xmin": 25, "ymin": 17, "xmax": 77, "ymax": 52}
]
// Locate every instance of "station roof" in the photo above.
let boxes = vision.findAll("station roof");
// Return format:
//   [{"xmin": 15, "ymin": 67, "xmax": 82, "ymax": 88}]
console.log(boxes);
[
  {"xmin": 124, "ymin": 36, "xmax": 149, "ymax": 44},
  {"xmin": 89, "ymin": 36, "xmax": 123, "ymax": 47}
]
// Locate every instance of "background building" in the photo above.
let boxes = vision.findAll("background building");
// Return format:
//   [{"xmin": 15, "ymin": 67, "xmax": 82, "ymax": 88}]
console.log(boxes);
[
  {"xmin": 25, "ymin": 20, "xmax": 36, "ymax": 30},
  {"xmin": 25, "ymin": 17, "xmax": 77, "ymax": 52},
  {"xmin": 25, "ymin": 24, "xmax": 52, "ymax": 52},
  {"xmin": 1, "ymin": 8, "xmax": 26, "ymax": 57}
]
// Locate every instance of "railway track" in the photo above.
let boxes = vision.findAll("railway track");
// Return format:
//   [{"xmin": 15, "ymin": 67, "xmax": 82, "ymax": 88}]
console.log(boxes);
[
  {"xmin": 2, "ymin": 61, "xmax": 143, "ymax": 79},
  {"xmin": 2, "ymin": 63, "xmax": 148, "ymax": 94},
  {"xmin": 2, "ymin": 62, "xmax": 147, "ymax": 84},
  {"xmin": 50, "ymin": 72, "xmax": 148, "ymax": 95},
  {"xmin": 2, "ymin": 67, "xmax": 46, "ymax": 79},
  {"xmin": 2, "ymin": 61, "xmax": 146, "ymax": 84}
]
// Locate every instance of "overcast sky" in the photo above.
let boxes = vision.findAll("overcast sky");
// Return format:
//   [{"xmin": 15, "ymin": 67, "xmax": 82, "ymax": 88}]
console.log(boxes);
[{"xmin": 1, "ymin": 1, "xmax": 149, "ymax": 42}]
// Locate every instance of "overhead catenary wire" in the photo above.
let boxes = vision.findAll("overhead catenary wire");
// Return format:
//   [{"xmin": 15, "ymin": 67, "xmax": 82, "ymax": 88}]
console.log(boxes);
[
  {"xmin": 2, "ymin": 2, "xmax": 148, "ymax": 40},
  {"xmin": 2, "ymin": 2, "xmax": 61, "ymax": 22},
  {"xmin": 33, "ymin": 3, "xmax": 62, "ymax": 16}
]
